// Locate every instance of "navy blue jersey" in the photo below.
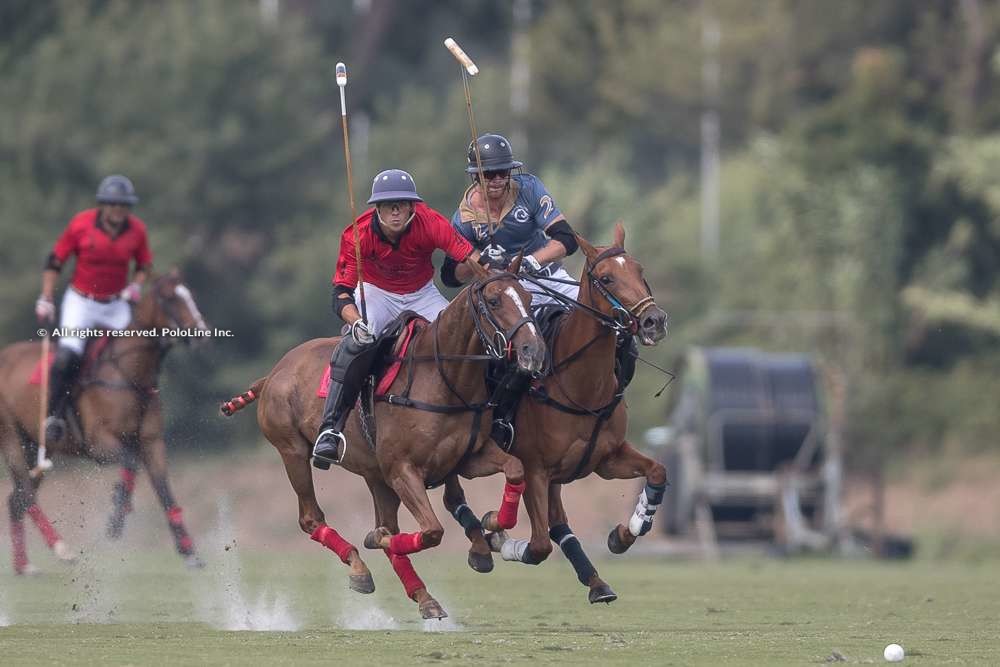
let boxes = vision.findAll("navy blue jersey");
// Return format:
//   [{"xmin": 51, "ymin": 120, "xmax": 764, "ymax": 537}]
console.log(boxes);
[{"xmin": 451, "ymin": 173, "xmax": 564, "ymax": 264}]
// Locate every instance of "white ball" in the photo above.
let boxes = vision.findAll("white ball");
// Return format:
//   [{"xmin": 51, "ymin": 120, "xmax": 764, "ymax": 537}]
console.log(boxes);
[{"xmin": 884, "ymin": 643, "xmax": 905, "ymax": 662}]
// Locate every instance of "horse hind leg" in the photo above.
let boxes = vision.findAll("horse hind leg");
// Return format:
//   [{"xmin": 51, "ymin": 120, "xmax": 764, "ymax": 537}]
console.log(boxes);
[
  {"xmin": 442, "ymin": 475, "xmax": 492, "ymax": 573},
  {"xmin": 548, "ymin": 483, "xmax": 616, "ymax": 604},
  {"xmin": 277, "ymin": 443, "xmax": 373, "ymax": 594},
  {"xmin": 595, "ymin": 441, "xmax": 668, "ymax": 554},
  {"xmin": 368, "ymin": 478, "xmax": 445, "ymax": 619}
]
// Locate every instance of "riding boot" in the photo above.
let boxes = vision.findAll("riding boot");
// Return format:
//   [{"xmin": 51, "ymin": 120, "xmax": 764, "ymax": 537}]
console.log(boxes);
[
  {"xmin": 45, "ymin": 347, "xmax": 82, "ymax": 443},
  {"xmin": 313, "ymin": 337, "xmax": 375, "ymax": 470},
  {"xmin": 489, "ymin": 368, "xmax": 533, "ymax": 451}
]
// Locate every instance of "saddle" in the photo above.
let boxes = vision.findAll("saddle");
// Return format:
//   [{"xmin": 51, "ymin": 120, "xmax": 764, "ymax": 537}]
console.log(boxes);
[
  {"xmin": 316, "ymin": 311, "xmax": 427, "ymax": 399},
  {"xmin": 28, "ymin": 336, "xmax": 111, "ymax": 386}
]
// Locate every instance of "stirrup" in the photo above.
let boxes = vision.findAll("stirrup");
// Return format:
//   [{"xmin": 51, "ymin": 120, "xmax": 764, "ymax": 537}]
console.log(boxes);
[
  {"xmin": 490, "ymin": 419, "xmax": 515, "ymax": 452},
  {"xmin": 312, "ymin": 429, "xmax": 347, "ymax": 470}
]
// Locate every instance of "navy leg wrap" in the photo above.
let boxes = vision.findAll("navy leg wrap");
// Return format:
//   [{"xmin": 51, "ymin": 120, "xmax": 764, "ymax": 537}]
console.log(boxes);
[
  {"xmin": 550, "ymin": 523, "xmax": 597, "ymax": 585},
  {"xmin": 645, "ymin": 481, "xmax": 667, "ymax": 506},
  {"xmin": 451, "ymin": 503, "xmax": 483, "ymax": 533}
]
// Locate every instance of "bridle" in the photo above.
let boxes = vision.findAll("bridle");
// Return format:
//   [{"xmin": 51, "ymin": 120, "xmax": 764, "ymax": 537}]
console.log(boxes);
[
  {"xmin": 467, "ymin": 272, "xmax": 536, "ymax": 361},
  {"xmin": 584, "ymin": 247, "xmax": 657, "ymax": 335}
]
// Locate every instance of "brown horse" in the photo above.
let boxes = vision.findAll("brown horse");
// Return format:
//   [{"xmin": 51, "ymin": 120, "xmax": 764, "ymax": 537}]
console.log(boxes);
[
  {"xmin": 0, "ymin": 271, "xmax": 209, "ymax": 574},
  {"xmin": 446, "ymin": 223, "xmax": 669, "ymax": 603},
  {"xmin": 221, "ymin": 259, "xmax": 546, "ymax": 619}
]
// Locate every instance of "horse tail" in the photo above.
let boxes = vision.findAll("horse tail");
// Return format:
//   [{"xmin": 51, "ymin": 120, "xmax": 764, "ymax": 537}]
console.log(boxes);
[{"xmin": 220, "ymin": 377, "xmax": 266, "ymax": 416}]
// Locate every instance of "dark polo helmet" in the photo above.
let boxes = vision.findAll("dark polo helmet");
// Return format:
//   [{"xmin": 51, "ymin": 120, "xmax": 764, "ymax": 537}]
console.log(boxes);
[
  {"xmin": 96, "ymin": 174, "xmax": 139, "ymax": 205},
  {"xmin": 367, "ymin": 169, "xmax": 423, "ymax": 204},
  {"xmin": 466, "ymin": 133, "xmax": 523, "ymax": 174}
]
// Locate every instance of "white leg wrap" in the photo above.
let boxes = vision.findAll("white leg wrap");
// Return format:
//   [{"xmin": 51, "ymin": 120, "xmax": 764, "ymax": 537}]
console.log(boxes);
[
  {"xmin": 627, "ymin": 489, "xmax": 660, "ymax": 537},
  {"xmin": 500, "ymin": 538, "xmax": 529, "ymax": 562}
]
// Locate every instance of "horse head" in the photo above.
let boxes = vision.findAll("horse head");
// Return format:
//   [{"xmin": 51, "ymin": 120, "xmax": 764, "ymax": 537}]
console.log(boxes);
[
  {"xmin": 134, "ymin": 268, "xmax": 210, "ymax": 340},
  {"xmin": 466, "ymin": 258, "xmax": 546, "ymax": 375},
  {"xmin": 575, "ymin": 222, "xmax": 668, "ymax": 345}
]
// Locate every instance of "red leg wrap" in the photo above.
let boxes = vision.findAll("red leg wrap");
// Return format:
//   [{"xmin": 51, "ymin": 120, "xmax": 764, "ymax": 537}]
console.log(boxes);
[
  {"xmin": 384, "ymin": 550, "xmax": 424, "ymax": 599},
  {"xmin": 166, "ymin": 505, "xmax": 184, "ymax": 526},
  {"xmin": 497, "ymin": 480, "xmax": 526, "ymax": 529},
  {"xmin": 27, "ymin": 505, "xmax": 61, "ymax": 548},
  {"xmin": 310, "ymin": 523, "xmax": 355, "ymax": 564},
  {"xmin": 388, "ymin": 531, "xmax": 424, "ymax": 555},
  {"xmin": 11, "ymin": 519, "xmax": 28, "ymax": 573},
  {"xmin": 121, "ymin": 468, "xmax": 137, "ymax": 494}
]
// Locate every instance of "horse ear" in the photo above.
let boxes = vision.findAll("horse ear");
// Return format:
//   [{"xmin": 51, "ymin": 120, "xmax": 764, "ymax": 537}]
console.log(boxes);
[
  {"xmin": 613, "ymin": 220, "xmax": 626, "ymax": 249},
  {"xmin": 575, "ymin": 233, "xmax": 597, "ymax": 261},
  {"xmin": 467, "ymin": 255, "xmax": 488, "ymax": 279},
  {"xmin": 509, "ymin": 249, "xmax": 525, "ymax": 275}
]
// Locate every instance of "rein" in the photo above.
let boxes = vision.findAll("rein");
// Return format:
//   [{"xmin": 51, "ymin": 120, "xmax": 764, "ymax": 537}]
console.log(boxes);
[
  {"xmin": 523, "ymin": 247, "xmax": 661, "ymax": 481},
  {"xmin": 79, "ymin": 285, "xmax": 187, "ymax": 399},
  {"xmin": 372, "ymin": 272, "xmax": 538, "ymax": 486}
]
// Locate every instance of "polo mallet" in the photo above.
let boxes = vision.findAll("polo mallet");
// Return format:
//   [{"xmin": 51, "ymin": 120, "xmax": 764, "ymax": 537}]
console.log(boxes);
[
  {"xmin": 31, "ymin": 330, "xmax": 54, "ymax": 478},
  {"xmin": 444, "ymin": 37, "xmax": 495, "ymax": 236},
  {"xmin": 336, "ymin": 61, "xmax": 367, "ymax": 325}
]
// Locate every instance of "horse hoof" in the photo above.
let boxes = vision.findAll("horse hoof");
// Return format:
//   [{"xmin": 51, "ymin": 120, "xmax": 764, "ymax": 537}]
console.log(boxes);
[
  {"xmin": 480, "ymin": 510, "xmax": 498, "ymax": 532},
  {"xmin": 349, "ymin": 573, "xmax": 376, "ymax": 594},
  {"xmin": 485, "ymin": 529, "xmax": 509, "ymax": 553},
  {"xmin": 467, "ymin": 550, "xmax": 494, "ymax": 573},
  {"xmin": 363, "ymin": 527, "xmax": 391, "ymax": 550},
  {"xmin": 53, "ymin": 540, "xmax": 77, "ymax": 563},
  {"xmin": 183, "ymin": 554, "xmax": 206, "ymax": 569},
  {"xmin": 607, "ymin": 525, "xmax": 631, "ymax": 554},
  {"xmin": 588, "ymin": 583, "xmax": 618, "ymax": 604},
  {"xmin": 418, "ymin": 598, "xmax": 448, "ymax": 620},
  {"xmin": 106, "ymin": 521, "xmax": 123, "ymax": 540}
]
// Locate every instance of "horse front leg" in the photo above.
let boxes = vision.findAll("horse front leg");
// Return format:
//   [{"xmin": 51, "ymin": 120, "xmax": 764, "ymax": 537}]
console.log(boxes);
[
  {"xmin": 138, "ymin": 433, "xmax": 203, "ymax": 568},
  {"xmin": 107, "ymin": 438, "xmax": 140, "ymax": 540},
  {"xmin": 548, "ymin": 483, "xmax": 617, "ymax": 604},
  {"xmin": 368, "ymin": 477, "xmax": 445, "ymax": 619},
  {"xmin": 496, "ymin": 467, "xmax": 553, "ymax": 567},
  {"xmin": 442, "ymin": 475, "xmax": 492, "ymax": 574},
  {"xmin": 595, "ymin": 441, "xmax": 668, "ymax": 554}
]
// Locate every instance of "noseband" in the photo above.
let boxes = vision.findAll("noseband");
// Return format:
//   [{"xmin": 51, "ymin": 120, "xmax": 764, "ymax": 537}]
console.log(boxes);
[
  {"xmin": 586, "ymin": 247, "xmax": 658, "ymax": 334},
  {"xmin": 469, "ymin": 272, "xmax": 535, "ymax": 360}
]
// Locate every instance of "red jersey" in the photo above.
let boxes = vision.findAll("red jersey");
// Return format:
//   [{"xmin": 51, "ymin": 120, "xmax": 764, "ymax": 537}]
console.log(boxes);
[
  {"xmin": 333, "ymin": 203, "xmax": 473, "ymax": 294},
  {"xmin": 52, "ymin": 208, "xmax": 153, "ymax": 298}
]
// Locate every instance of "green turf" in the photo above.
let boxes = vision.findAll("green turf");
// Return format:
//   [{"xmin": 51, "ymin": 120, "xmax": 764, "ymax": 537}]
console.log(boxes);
[{"xmin": 1, "ymin": 548, "xmax": 998, "ymax": 665}]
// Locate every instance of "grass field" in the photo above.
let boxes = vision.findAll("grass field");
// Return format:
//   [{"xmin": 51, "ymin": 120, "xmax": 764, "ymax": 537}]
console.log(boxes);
[{"xmin": 1, "ymin": 546, "xmax": 998, "ymax": 666}]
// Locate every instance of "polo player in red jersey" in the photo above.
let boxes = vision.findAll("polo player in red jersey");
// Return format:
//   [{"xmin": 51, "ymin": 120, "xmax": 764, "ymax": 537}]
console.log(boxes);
[
  {"xmin": 312, "ymin": 168, "xmax": 488, "ymax": 469},
  {"xmin": 35, "ymin": 174, "xmax": 153, "ymax": 442}
]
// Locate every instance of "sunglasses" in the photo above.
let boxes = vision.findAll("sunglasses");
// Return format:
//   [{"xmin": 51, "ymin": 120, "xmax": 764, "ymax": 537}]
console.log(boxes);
[
  {"xmin": 376, "ymin": 201, "xmax": 411, "ymax": 211},
  {"xmin": 481, "ymin": 170, "xmax": 510, "ymax": 181}
]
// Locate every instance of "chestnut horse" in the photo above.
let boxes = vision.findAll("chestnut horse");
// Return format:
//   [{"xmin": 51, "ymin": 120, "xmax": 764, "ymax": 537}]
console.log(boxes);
[
  {"xmin": 221, "ymin": 259, "xmax": 545, "ymax": 619},
  {"xmin": 0, "ymin": 271, "xmax": 209, "ymax": 574},
  {"xmin": 446, "ymin": 223, "xmax": 669, "ymax": 603}
]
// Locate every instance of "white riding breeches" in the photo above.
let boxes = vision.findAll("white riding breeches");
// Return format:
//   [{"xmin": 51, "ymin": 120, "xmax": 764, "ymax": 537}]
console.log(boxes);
[
  {"xmin": 354, "ymin": 279, "xmax": 450, "ymax": 335},
  {"xmin": 57, "ymin": 289, "xmax": 131, "ymax": 355},
  {"xmin": 523, "ymin": 265, "xmax": 579, "ymax": 308}
]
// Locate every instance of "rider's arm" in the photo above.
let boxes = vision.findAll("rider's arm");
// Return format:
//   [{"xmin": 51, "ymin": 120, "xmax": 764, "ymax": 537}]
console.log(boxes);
[
  {"xmin": 132, "ymin": 221, "xmax": 153, "ymax": 285},
  {"xmin": 443, "ymin": 250, "xmax": 484, "ymax": 287},
  {"xmin": 42, "ymin": 219, "xmax": 79, "ymax": 300},
  {"xmin": 41, "ymin": 265, "xmax": 59, "ymax": 302}
]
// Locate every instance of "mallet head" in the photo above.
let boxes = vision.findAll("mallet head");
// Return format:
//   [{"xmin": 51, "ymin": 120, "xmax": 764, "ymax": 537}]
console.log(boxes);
[{"xmin": 336, "ymin": 62, "xmax": 347, "ymax": 87}]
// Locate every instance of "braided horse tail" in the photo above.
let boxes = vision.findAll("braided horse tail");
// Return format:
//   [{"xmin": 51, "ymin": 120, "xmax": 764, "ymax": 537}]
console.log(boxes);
[{"xmin": 220, "ymin": 377, "xmax": 266, "ymax": 416}]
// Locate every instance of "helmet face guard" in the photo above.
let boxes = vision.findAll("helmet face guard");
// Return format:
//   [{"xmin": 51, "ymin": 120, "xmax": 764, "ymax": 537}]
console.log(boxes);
[
  {"xmin": 367, "ymin": 169, "xmax": 423, "ymax": 205},
  {"xmin": 96, "ymin": 174, "xmax": 139, "ymax": 205},
  {"xmin": 466, "ymin": 133, "xmax": 523, "ymax": 174}
]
